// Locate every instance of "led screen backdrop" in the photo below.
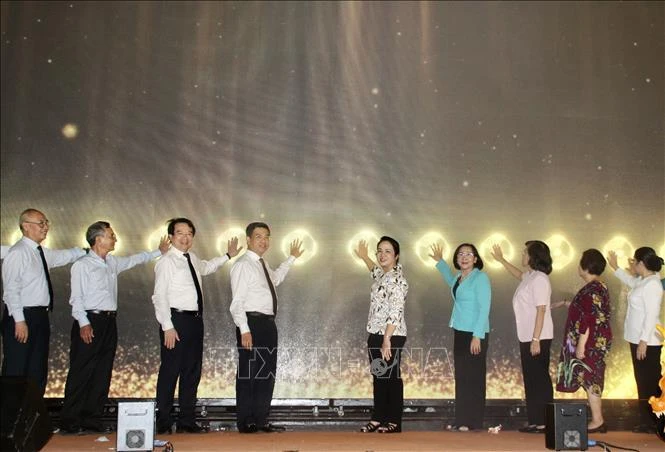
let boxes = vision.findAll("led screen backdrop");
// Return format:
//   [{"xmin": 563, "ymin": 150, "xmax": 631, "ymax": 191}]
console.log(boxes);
[{"xmin": 1, "ymin": 1, "xmax": 663, "ymax": 400}]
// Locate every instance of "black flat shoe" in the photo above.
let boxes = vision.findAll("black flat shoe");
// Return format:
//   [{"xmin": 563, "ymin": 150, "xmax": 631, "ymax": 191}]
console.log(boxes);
[
  {"xmin": 238, "ymin": 423, "xmax": 257, "ymax": 433},
  {"xmin": 588, "ymin": 423, "xmax": 607, "ymax": 433},
  {"xmin": 260, "ymin": 423, "xmax": 286, "ymax": 433},
  {"xmin": 360, "ymin": 421, "xmax": 381, "ymax": 433},
  {"xmin": 519, "ymin": 425, "xmax": 545, "ymax": 434}
]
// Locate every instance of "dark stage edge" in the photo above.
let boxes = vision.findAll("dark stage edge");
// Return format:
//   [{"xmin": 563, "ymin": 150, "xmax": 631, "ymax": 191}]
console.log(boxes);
[{"xmin": 45, "ymin": 398, "xmax": 645, "ymax": 432}]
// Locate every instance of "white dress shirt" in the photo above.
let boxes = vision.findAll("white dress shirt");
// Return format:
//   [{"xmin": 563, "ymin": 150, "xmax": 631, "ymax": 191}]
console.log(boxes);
[
  {"xmin": 2, "ymin": 237, "xmax": 85, "ymax": 322},
  {"xmin": 512, "ymin": 270, "xmax": 554, "ymax": 342},
  {"xmin": 615, "ymin": 268, "xmax": 664, "ymax": 345},
  {"xmin": 1, "ymin": 245, "xmax": 9, "ymax": 260},
  {"xmin": 70, "ymin": 249, "xmax": 161, "ymax": 327},
  {"xmin": 152, "ymin": 247, "xmax": 230, "ymax": 331},
  {"xmin": 229, "ymin": 250, "xmax": 296, "ymax": 334}
]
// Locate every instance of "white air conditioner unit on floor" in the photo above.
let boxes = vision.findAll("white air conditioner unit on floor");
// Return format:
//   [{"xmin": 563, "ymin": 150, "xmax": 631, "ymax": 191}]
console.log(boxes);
[{"xmin": 117, "ymin": 401, "xmax": 155, "ymax": 452}]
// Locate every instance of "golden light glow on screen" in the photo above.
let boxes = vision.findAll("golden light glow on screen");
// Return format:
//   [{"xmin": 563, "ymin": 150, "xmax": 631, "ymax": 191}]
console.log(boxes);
[
  {"xmin": 546, "ymin": 234, "xmax": 575, "ymax": 271},
  {"xmin": 479, "ymin": 233, "xmax": 514, "ymax": 270},
  {"xmin": 414, "ymin": 232, "xmax": 450, "ymax": 268},
  {"xmin": 146, "ymin": 226, "xmax": 168, "ymax": 252},
  {"xmin": 216, "ymin": 227, "xmax": 247, "ymax": 259},
  {"xmin": 348, "ymin": 230, "xmax": 380, "ymax": 268},
  {"xmin": 280, "ymin": 229, "xmax": 317, "ymax": 266},
  {"xmin": 10, "ymin": 229, "xmax": 52, "ymax": 249},
  {"xmin": 602, "ymin": 236, "xmax": 635, "ymax": 269}
]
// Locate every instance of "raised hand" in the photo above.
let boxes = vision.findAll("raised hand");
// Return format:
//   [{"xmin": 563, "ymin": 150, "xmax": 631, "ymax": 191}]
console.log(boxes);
[
  {"xmin": 429, "ymin": 243, "xmax": 444, "ymax": 262},
  {"xmin": 491, "ymin": 244, "xmax": 504, "ymax": 262},
  {"xmin": 290, "ymin": 239, "xmax": 305, "ymax": 258},
  {"xmin": 227, "ymin": 236, "xmax": 243, "ymax": 257},
  {"xmin": 158, "ymin": 235, "xmax": 170, "ymax": 254},
  {"xmin": 355, "ymin": 240, "xmax": 369, "ymax": 260}
]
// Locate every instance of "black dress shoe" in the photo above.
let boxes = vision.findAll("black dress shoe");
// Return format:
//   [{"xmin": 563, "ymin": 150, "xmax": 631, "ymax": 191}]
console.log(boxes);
[
  {"xmin": 176, "ymin": 424, "xmax": 209, "ymax": 434},
  {"xmin": 260, "ymin": 423, "xmax": 286, "ymax": 433},
  {"xmin": 519, "ymin": 425, "xmax": 545, "ymax": 434},
  {"xmin": 59, "ymin": 426, "xmax": 85, "ymax": 436},
  {"xmin": 588, "ymin": 423, "xmax": 607, "ymax": 433},
  {"xmin": 238, "ymin": 423, "xmax": 258, "ymax": 433},
  {"xmin": 156, "ymin": 424, "xmax": 173, "ymax": 435}
]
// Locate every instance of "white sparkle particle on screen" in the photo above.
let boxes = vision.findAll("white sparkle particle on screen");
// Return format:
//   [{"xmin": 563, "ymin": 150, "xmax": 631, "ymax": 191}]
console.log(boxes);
[
  {"xmin": 423, "ymin": 60, "xmax": 428, "ymax": 65},
  {"xmin": 477, "ymin": 121, "xmax": 483, "ymax": 126},
  {"xmin": 373, "ymin": 103, "xmax": 378, "ymax": 109},
  {"xmin": 585, "ymin": 213, "xmax": 592, "ymax": 221},
  {"xmin": 597, "ymin": 165, "xmax": 603, "ymax": 171},
  {"xmin": 462, "ymin": 180, "xmax": 469, "ymax": 187},
  {"xmin": 371, "ymin": 87, "xmax": 379, "ymax": 95},
  {"xmin": 631, "ymin": 87, "xmax": 636, "ymax": 91},
  {"xmin": 31, "ymin": 161, "xmax": 35, "ymax": 165},
  {"xmin": 37, "ymin": 18, "xmax": 41, "ymax": 23},
  {"xmin": 260, "ymin": 213, "xmax": 265, "ymax": 219},
  {"xmin": 84, "ymin": 174, "xmax": 88, "ymax": 178},
  {"xmin": 434, "ymin": 88, "xmax": 438, "ymax": 93},
  {"xmin": 47, "ymin": 58, "xmax": 52, "ymax": 63},
  {"xmin": 216, "ymin": 130, "xmax": 221, "ymax": 135},
  {"xmin": 645, "ymin": 78, "xmax": 651, "ymax": 83},
  {"xmin": 193, "ymin": 84, "xmax": 198, "ymax": 88},
  {"xmin": 633, "ymin": 41, "xmax": 638, "ymax": 46},
  {"xmin": 211, "ymin": 140, "xmax": 216, "ymax": 145},
  {"xmin": 386, "ymin": 212, "xmax": 392, "ymax": 217},
  {"xmin": 512, "ymin": 133, "xmax": 517, "ymax": 139},
  {"xmin": 397, "ymin": 31, "xmax": 402, "ymax": 36},
  {"xmin": 491, "ymin": 145, "xmax": 496, "ymax": 150},
  {"xmin": 420, "ymin": 131, "xmax": 425, "ymax": 138}
]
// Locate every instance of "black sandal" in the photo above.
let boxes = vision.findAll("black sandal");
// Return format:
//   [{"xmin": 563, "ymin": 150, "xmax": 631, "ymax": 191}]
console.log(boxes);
[
  {"xmin": 359, "ymin": 421, "xmax": 381, "ymax": 433},
  {"xmin": 378, "ymin": 423, "xmax": 401, "ymax": 433}
]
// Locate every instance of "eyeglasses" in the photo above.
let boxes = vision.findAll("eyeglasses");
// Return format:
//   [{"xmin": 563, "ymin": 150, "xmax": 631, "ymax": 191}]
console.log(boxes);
[
  {"xmin": 457, "ymin": 252, "xmax": 474, "ymax": 258},
  {"xmin": 23, "ymin": 220, "xmax": 50, "ymax": 228}
]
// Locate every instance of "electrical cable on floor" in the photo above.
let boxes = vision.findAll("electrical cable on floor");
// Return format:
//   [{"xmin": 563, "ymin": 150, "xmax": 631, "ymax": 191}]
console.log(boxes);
[{"xmin": 588, "ymin": 438, "xmax": 641, "ymax": 452}]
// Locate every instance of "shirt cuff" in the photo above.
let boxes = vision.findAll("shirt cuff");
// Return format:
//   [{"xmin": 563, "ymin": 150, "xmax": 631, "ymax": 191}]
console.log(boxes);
[
  {"xmin": 161, "ymin": 320, "xmax": 174, "ymax": 331},
  {"xmin": 239, "ymin": 323, "xmax": 250, "ymax": 334},
  {"xmin": 11, "ymin": 310, "xmax": 25, "ymax": 323}
]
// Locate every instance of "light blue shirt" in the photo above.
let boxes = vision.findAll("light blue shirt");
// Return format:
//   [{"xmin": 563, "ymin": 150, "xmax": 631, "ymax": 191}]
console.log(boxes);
[
  {"xmin": 435, "ymin": 259, "xmax": 492, "ymax": 339},
  {"xmin": 2, "ymin": 237, "xmax": 85, "ymax": 322},
  {"xmin": 70, "ymin": 249, "xmax": 161, "ymax": 327}
]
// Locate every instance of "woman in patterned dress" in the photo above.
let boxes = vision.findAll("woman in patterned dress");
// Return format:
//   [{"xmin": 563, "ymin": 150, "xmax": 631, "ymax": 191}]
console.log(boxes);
[
  {"xmin": 355, "ymin": 236, "xmax": 408, "ymax": 434},
  {"xmin": 555, "ymin": 249, "xmax": 612, "ymax": 433}
]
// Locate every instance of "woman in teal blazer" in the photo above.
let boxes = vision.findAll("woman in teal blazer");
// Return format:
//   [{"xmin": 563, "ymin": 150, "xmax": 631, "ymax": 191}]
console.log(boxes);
[{"xmin": 430, "ymin": 242, "xmax": 491, "ymax": 431}]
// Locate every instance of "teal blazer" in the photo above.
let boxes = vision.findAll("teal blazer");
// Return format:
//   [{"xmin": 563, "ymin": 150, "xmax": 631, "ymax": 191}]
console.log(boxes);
[{"xmin": 435, "ymin": 259, "xmax": 491, "ymax": 339}]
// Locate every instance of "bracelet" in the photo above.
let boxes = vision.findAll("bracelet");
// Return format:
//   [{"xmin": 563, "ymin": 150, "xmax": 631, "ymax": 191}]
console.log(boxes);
[{"xmin": 532, "ymin": 338, "xmax": 540, "ymax": 342}]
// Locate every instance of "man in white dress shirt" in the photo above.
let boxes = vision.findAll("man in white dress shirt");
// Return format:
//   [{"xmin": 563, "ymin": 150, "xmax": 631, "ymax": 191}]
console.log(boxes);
[
  {"xmin": 230, "ymin": 222, "xmax": 303, "ymax": 433},
  {"xmin": 2, "ymin": 208, "xmax": 86, "ymax": 396},
  {"xmin": 152, "ymin": 217, "xmax": 240, "ymax": 434},
  {"xmin": 59, "ymin": 221, "xmax": 169, "ymax": 435}
]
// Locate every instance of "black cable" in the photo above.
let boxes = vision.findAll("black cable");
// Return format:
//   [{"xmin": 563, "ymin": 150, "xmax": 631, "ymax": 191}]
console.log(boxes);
[{"xmin": 593, "ymin": 440, "xmax": 640, "ymax": 452}]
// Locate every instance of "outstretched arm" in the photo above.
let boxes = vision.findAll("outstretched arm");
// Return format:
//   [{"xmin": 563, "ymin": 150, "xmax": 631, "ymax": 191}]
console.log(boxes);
[{"xmin": 491, "ymin": 244, "xmax": 523, "ymax": 280}]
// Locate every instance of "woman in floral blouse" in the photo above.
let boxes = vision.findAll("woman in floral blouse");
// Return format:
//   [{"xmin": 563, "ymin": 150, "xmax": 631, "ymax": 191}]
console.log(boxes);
[
  {"xmin": 555, "ymin": 249, "xmax": 612, "ymax": 433},
  {"xmin": 355, "ymin": 236, "xmax": 408, "ymax": 434}
]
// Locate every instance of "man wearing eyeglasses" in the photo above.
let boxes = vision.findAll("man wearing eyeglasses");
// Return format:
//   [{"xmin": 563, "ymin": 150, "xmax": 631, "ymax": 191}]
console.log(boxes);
[{"xmin": 1, "ymin": 208, "xmax": 86, "ymax": 397}]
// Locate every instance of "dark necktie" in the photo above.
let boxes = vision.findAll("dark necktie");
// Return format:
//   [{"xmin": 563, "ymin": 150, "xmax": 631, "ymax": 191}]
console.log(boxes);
[
  {"xmin": 184, "ymin": 253, "xmax": 203, "ymax": 316},
  {"xmin": 259, "ymin": 258, "xmax": 277, "ymax": 316},
  {"xmin": 37, "ymin": 245, "xmax": 54, "ymax": 311}
]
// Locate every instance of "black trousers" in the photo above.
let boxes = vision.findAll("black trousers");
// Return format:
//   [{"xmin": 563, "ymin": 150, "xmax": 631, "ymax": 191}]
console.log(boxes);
[
  {"xmin": 630, "ymin": 342, "xmax": 663, "ymax": 426},
  {"xmin": 155, "ymin": 312, "xmax": 204, "ymax": 430},
  {"xmin": 60, "ymin": 313, "xmax": 117, "ymax": 430},
  {"xmin": 235, "ymin": 315, "xmax": 278, "ymax": 430},
  {"xmin": 453, "ymin": 329, "xmax": 488, "ymax": 430},
  {"xmin": 1, "ymin": 306, "xmax": 50, "ymax": 397},
  {"xmin": 519, "ymin": 339, "xmax": 553, "ymax": 425},
  {"xmin": 367, "ymin": 333, "xmax": 406, "ymax": 427}
]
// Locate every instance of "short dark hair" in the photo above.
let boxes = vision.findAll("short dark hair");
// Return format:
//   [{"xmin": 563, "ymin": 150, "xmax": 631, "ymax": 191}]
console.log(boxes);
[
  {"xmin": 634, "ymin": 246, "xmax": 664, "ymax": 272},
  {"xmin": 167, "ymin": 218, "xmax": 196, "ymax": 236},
  {"xmin": 580, "ymin": 249, "xmax": 606, "ymax": 276},
  {"xmin": 86, "ymin": 221, "xmax": 111, "ymax": 247},
  {"xmin": 525, "ymin": 240, "xmax": 553, "ymax": 275},
  {"xmin": 246, "ymin": 222, "xmax": 270, "ymax": 237},
  {"xmin": 453, "ymin": 243, "xmax": 483, "ymax": 270},
  {"xmin": 377, "ymin": 236, "xmax": 400, "ymax": 263}
]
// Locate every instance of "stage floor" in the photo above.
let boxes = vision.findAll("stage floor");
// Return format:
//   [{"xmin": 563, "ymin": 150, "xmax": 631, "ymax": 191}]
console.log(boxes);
[{"xmin": 43, "ymin": 430, "xmax": 663, "ymax": 451}]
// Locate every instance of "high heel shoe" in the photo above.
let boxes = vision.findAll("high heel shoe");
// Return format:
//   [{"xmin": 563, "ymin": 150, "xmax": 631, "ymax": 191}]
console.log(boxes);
[
  {"xmin": 587, "ymin": 423, "xmax": 607, "ymax": 433},
  {"xmin": 359, "ymin": 421, "xmax": 381, "ymax": 433}
]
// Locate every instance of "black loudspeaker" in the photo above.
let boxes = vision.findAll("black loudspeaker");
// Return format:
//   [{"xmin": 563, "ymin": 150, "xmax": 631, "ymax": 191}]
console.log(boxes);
[
  {"xmin": 0, "ymin": 377, "xmax": 53, "ymax": 452},
  {"xmin": 545, "ymin": 402, "xmax": 587, "ymax": 451}
]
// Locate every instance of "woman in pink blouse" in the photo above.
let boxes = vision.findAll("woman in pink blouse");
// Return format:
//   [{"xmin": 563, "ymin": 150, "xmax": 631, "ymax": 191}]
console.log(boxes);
[
  {"xmin": 492, "ymin": 241, "xmax": 554, "ymax": 433},
  {"xmin": 355, "ymin": 236, "xmax": 408, "ymax": 434}
]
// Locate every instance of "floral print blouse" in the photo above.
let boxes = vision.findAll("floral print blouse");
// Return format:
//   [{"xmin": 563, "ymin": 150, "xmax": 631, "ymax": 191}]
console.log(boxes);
[{"xmin": 366, "ymin": 264, "xmax": 408, "ymax": 336}]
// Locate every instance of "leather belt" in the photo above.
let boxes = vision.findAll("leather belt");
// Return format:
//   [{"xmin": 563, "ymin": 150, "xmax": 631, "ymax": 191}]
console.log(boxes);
[
  {"xmin": 246, "ymin": 311, "xmax": 275, "ymax": 320},
  {"xmin": 171, "ymin": 308, "xmax": 201, "ymax": 317},
  {"xmin": 86, "ymin": 310, "xmax": 117, "ymax": 317}
]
